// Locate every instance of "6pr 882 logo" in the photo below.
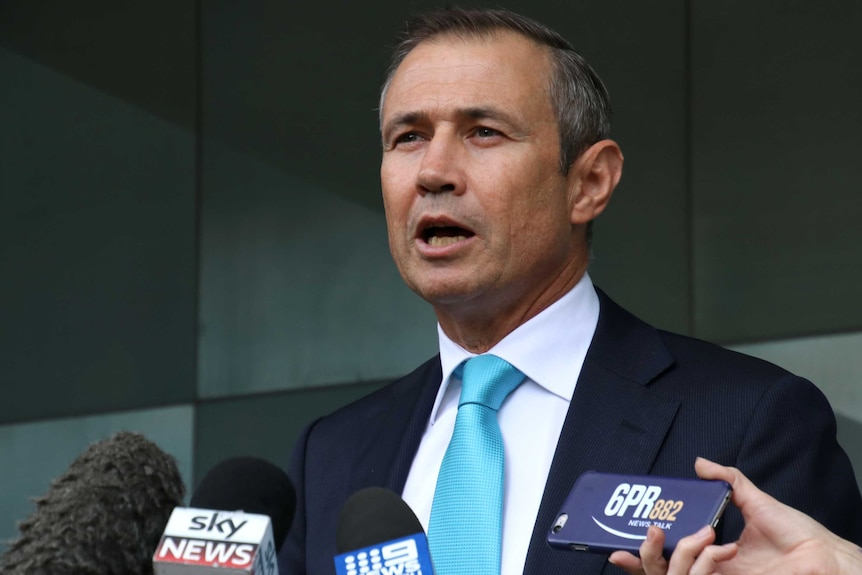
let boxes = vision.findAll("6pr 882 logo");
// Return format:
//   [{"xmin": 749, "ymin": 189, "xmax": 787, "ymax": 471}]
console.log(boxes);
[{"xmin": 603, "ymin": 483, "xmax": 685, "ymax": 522}]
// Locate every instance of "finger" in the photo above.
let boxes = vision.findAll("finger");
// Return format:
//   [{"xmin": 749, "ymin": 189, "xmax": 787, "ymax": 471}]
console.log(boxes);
[
  {"xmin": 693, "ymin": 457, "xmax": 736, "ymax": 484},
  {"xmin": 694, "ymin": 457, "xmax": 778, "ymax": 514},
  {"xmin": 688, "ymin": 543, "xmax": 738, "ymax": 575},
  {"xmin": 666, "ymin": 525, "xmax": 715, "ymax": 575},
  {"xmin": 608, "ymin": 550, "xmax": 645, "ymax": 575},
  {"xmin": 638, "ymin": 526, "xmax": 669, "ymax": 574}
]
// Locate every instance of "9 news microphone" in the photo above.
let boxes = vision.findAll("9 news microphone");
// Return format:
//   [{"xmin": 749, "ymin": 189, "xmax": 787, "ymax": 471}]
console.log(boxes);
[
  {"xmin": 153, "ymin": 456, "xmax": 296, "ymax": 575},
  {"xmin": 0, "ymin": 431, "xmax": 185, "ymax": 575},
  {"xmin": 335, "ymin": 487, "xmax": 435, "ymax": 575}
]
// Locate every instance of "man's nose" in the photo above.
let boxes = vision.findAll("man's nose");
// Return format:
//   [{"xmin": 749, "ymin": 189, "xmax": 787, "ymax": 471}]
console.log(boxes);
[{"xmin": 416, "ymin": 135, "xmax": 464, "ymax": 195}]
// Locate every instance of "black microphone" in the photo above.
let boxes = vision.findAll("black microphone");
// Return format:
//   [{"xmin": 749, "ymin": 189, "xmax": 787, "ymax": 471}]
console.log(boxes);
[
  {"xmin": 335, "ymin": 487, "xmax": 435, "ymax": 574},
  {"xmin": 152, "ymin": 456, "xmax": 295, "ymax": 574},
  {"xmin": 190, "ymin": 456, "xmax": 296, "ymax": 552},
  {"xmin": 0, "ymin": 431, "xmax": 185, "ymax": 575}
]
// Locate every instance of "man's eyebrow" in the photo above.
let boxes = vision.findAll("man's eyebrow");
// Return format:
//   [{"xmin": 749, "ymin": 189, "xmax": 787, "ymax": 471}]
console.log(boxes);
[
  {"xmin": 461, "ymin": 106, "xmax": 528, "ymax": 136},
  {"xmin": 460, "ymin": 106, "xmax": 513, "ymax": 122},
  {"xmin": 381, "ymin": 106, "xmax": 526, "ymax": 140},
  {"xmin": 382, "ymin": 111, "xmax": 428, "ymax": 140}
]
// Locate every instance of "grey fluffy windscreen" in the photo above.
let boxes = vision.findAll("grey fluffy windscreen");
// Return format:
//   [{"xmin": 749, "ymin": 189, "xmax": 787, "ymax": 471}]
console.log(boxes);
[{"xmin": 0, "ymin": 431, "xmax": 185, "ymax": 575}]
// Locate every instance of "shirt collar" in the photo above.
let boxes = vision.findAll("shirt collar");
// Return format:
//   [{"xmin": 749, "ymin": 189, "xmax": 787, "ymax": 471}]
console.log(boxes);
[{"xmin": 430, "ymin": 273, "xmax": 600, "ymax": 424}]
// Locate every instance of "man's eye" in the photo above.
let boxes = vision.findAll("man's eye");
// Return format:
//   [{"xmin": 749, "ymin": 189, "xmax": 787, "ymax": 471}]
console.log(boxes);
[
  {"xmin": 394, "ymin": 132, "xmax": 422, "ymax": 145},
  {"xmin": 475, "ymin": 127, "xmax": 500, "ymax": 138}
]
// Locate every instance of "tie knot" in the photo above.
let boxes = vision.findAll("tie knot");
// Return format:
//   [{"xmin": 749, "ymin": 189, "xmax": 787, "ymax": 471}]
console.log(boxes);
[{"xmin": 458, "ymin": 354, "xmax": 525, "ymax": 411}]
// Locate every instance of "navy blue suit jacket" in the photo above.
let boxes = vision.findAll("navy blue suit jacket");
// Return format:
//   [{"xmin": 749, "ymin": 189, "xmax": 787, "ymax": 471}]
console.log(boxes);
[{"xmin": 279, "ymin": 289, "xmax": 862, "ymax": 574}]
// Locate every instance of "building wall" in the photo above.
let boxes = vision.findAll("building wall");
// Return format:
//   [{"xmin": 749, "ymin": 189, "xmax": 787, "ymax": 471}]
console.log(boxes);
[{"xmin": 2, "ymin": 0, "xmax": 860, "ymax": 544}]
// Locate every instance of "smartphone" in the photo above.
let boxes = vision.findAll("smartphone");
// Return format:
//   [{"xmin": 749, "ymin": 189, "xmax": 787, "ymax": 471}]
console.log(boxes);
[{"xmin": 547, "ymin": 471, "xmax": 732, "ymax": 558}]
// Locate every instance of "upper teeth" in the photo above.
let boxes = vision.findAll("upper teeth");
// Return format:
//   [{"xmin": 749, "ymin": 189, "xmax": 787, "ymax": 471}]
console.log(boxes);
[{"xmin": 428, "ymin": 235, "xmax": 466, "ymax": 247}]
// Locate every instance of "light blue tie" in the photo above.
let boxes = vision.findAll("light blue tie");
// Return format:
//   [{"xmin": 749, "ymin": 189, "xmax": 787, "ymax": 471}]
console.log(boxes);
[{"xmin": 427, "ymin": 354, "xmax": 526, "ymax": 574}]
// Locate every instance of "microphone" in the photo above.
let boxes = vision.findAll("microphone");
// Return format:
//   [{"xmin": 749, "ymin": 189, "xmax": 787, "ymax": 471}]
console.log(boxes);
[
  {"xmin": 335, "ymin": 487, "xmax": 435, "ymax": 575},
  {"xmin": 153, "ymin": 456, "xmax": 296, "ymax": 575},
  {"xmin": 0, "ymin": 431, "xmax": 185, "ymax": 575}
]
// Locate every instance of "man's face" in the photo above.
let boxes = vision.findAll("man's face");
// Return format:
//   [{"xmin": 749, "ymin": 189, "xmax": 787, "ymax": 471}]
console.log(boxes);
[{"xmin": 380, "ymin": 32, "xmax": 584, "ymax": 319}]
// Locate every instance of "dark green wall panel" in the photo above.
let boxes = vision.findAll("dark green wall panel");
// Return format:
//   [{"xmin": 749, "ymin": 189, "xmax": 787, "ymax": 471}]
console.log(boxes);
[
  {"xmin": 0, "ymin": 0, "xmax": 196, "ymax": 129},
  {"xmin": 197, "ymin": 140, "xmax": 437, "ymax": 398},
  {"xmin": 193, "ymin": 382, "xmax": 387, "ymax": 487},
  {"xmin": 837, "ymin": 413, "xmax": 862, "ymax": 491},
  {"xmin": 692, "ymin": 1, "xmax": 862, "ymax": 342},
  {"xmin": 0, "ymin": 1, "xmax": 197, "ymax": 423}
]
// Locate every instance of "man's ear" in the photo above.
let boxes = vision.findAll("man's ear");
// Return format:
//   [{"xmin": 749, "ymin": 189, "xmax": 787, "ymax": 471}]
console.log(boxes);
[{"xmin": 567, "ymin": 139, "xmax": 623, "ymax": 225}]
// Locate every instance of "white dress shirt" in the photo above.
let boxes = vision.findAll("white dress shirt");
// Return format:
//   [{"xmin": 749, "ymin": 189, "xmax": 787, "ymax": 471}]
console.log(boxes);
[{"xmin": 401, "ymin": 273, "xmax": 600, "ymax": 574}]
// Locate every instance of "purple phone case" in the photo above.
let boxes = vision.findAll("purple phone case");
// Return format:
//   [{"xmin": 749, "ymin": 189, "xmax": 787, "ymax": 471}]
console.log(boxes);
[{"xmin": 547, "ymin": 471, "xmax": 731, "ymax": 557}]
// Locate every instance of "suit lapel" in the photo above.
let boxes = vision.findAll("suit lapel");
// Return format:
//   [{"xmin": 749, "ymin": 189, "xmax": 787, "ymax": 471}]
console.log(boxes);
[
  {"xmin": 524, "ymin": 290, "xmax": 681, "ymax": 573},
  {"xmin": 344, "ymin": 356, "xmax": 442, "ymax": 495}
]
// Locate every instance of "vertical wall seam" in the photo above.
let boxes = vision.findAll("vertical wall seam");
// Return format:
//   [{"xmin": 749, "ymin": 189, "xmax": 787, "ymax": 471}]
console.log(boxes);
[
  {"xmin": 191, "ymin": 0, "xmax": 204, "ymax": 490},
  {"xmin": 685, "ymin": 0, "xmax": 696, "ymax": 338}
]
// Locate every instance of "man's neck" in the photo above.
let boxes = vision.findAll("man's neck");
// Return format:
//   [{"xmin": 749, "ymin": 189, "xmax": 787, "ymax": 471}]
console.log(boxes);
[{"xmin": 435, "ymin": 263, "xmax": 588, "ymax": 354}]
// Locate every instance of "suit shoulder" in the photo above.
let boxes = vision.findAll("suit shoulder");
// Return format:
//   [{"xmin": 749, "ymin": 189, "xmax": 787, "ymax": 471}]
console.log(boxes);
[
  {"xmin": 592, "ymin": 288, "xmax": 799, "ymax": 391},
  {"xmin": 308, "ymin": 355, "xmax": 441, "ymax": 434},
  {"xmin": 657, "ymin": 328, "xmax": 794, "ymax": 381}
]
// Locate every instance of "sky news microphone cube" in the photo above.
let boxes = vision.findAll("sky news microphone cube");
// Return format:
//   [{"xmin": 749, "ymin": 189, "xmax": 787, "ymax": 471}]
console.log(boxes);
[{"xmin": 153, "ymin": 507, "xmax": 278, "ymax": 574}]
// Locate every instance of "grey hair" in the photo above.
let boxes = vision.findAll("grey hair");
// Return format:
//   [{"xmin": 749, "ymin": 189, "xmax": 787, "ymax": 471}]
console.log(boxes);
[{"xmin": 378, "ymin": 7, "xmax": 612, "ymax": 175}]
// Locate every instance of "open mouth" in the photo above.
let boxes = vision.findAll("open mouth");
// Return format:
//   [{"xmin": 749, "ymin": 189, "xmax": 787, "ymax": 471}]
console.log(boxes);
[{"xmin": 422, "ymin": 225, "xmax": 474, "ymax": 247}]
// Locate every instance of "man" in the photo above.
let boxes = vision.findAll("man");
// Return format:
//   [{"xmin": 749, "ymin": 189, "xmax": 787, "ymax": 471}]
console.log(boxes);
[
  {"xmin": 610, "ymin": 458, "xmax": 862, "ymax": 575},
  {"xmin": 279, "ymin": 8, "xmax": 862, "ymax": 574}
]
